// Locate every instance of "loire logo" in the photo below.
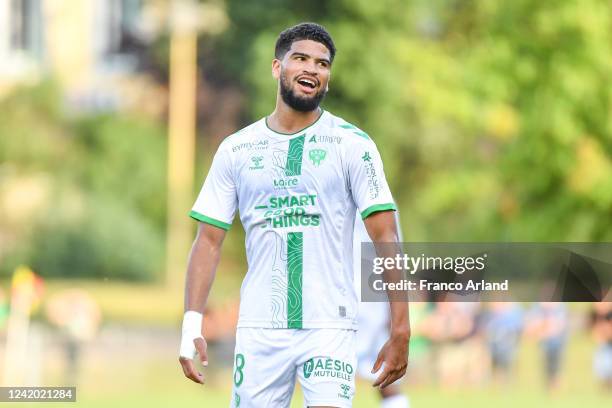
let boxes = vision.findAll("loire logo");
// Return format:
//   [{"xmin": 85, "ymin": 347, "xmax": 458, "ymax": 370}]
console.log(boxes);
[
  {"xmin": 309, "ymin": 149, "xmax": 327, "ymax": 167},
  {"xmin": 249, "ymin": 155, "xmax": 264, "ymax": 170},
  {"xmin": 273, "ymin": 177, "xmax": 298, "ymax": 189},
  {"xmin": 361, "ymin": 151, "xmax": 371, "ymax": 162}
]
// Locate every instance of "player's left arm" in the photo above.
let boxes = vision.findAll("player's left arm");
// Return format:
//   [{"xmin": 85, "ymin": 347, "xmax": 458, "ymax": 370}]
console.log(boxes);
[
  {"xmin": 363, "ymin": 211, "xmax": 411, "ymax": 389},
  {"xmin": 344, "ymin": 131, "xmax": 410, "ymax": 387}
]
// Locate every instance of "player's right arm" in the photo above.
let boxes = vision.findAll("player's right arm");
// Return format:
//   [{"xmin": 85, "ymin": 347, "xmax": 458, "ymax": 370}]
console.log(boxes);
[
  {"xmin": 179, "ymin": 222, "xmax": 227, "ymax": 384},
  {"xmin": 178, "ymin": 141, "xmax": 238, "ymax": 384}
]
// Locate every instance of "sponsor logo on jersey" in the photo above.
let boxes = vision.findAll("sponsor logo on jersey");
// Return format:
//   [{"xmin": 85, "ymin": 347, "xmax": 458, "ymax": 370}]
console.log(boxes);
[
  {"xmin": 302, "ymin": 357, "xmax": 354, "ymax": 381},
  {"xmin": 309, "ymin": 134, "xmax": 342, "ymax": 144},
  {"xmin": 231, "ymin": 139, "xmax": 269, "ymax": 152},
  {"xmin": 273, "ymin": 177, "xmax": 298, "ymax": 189},
  {"xmin": 249, "ymin": 155, "xmax": 264, "ymax": 170},
  {"xmin": 268, "ymin": 195, "xmax": 317, "ymax": 208},
  {"xmin": 362, "ymin": 151, "xmax": 380, "ymax": 199},
  {"xmin": 308, "ymin": 149, "xmax": 327, "ymax": 167},
  {"xmin": 338, "ymin": 383, "xmax": 351, "ymax": 400},
  {"xmin": 303, "ymin": 359, "xmax": 315, "ymax": 378},
  {"xmin": 260, "ymin": 194, "xmax": 320, "ymax": 228}
]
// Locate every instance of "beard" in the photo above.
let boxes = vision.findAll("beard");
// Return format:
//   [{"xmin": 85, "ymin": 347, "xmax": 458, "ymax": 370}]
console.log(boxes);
[{"xmin": 279, "ymin": 71, "xmax": 327, "ymax": 112}]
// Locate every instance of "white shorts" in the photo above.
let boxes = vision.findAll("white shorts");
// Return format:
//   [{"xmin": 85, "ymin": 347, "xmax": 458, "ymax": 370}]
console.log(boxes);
[
  {"xmin": 356, "ymin": 302, "xmax": 389, "ymax": 381},
  {"xmin": 230, "ymin": 327, "xmax": 356, "ymax": 408}
]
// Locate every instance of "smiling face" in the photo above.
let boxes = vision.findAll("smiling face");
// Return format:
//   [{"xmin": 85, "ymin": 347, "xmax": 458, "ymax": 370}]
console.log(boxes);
[{"xmin": 273, "ymin": 39, "xmax": 332, "ymax": 112}]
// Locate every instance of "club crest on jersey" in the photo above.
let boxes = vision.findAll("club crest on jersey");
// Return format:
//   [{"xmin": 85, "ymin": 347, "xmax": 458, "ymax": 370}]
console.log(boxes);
[{"xmin": 308, "ymin": 149, "xmax": 327, "ymax": 167}]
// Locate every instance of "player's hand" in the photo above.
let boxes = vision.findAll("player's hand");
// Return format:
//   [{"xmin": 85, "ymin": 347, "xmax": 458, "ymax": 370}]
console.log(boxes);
[
  {"xmin": 179, "ymin": 311, "xmax": 207, "ymax": 384},
  {"xmin": 179, "ymin": 337, "xmax": 208, "ymax": 384},
  {"xmin": 371, "ymin": 331, "xmax": 409, "ymax": 389}
]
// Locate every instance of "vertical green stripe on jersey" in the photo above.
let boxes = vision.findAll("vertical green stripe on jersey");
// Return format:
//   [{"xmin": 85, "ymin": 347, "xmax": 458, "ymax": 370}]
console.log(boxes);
[
  {"xmin": 287, "ymin": 232, "xmax": 303, "ymax": 328},
  {"xmin": 285, "ymin": 134, "xmax": 305, "ymax": 176}
]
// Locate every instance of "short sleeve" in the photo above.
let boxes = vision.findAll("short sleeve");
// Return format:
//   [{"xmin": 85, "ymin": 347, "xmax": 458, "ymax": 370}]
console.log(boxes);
[
  {"xmin": 346, "ymin": 140, "xmax": 396, "ymax": 219},
  {"xmin": 189, "ymin": 145, "xmax": 237, "ymax": 230}
]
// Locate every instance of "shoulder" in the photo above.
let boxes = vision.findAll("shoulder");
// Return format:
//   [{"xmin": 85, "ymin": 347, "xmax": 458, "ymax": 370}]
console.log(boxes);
[
  {"xmin": 321, "ymin": 112, "xmax": 379, "ymax": 161},
  {"xmin": 324, "ymin": 112, "xmax": 372, "ymax": 142},
  {"xmin": 218, "ymin": 119, "xmax": 265, "ymax": 153},
  {"xmin": 323, "ymin": 112, "xmax": 377, "ymax": 153}
]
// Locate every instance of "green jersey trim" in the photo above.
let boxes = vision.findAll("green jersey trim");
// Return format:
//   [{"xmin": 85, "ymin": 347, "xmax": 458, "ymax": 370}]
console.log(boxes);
[
  {"xmin": 360, "ymin": 203, "xmax": 397, "ymax": 219},
  {"xmin": 189, "ymin": 210, "xmax": 231, "ymax": 231},
  {"xmin": 287, "ymin": 232, "xmax": 303, "ymax": 329},
  {"xmin": 338, "ymin": 123, "xmax": 371, "ymax": 140},
  {"xmin": 264, "ymin": 110, "xmax": 325, "ymax": 135}
]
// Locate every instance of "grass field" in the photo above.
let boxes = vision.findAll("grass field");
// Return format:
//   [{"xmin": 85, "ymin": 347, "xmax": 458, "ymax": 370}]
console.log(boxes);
[
  {"xmin": 5, "ymin": 329, "xmax": 610, "ymax": 408},
  {"xmin": 1, "ymin": 279, "xmax": 609, "ymax": 407}
]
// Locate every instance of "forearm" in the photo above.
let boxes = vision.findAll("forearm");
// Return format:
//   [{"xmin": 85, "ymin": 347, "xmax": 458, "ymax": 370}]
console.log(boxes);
[
  {"xmin": 184, "ymin": 231, "xmax": 223, "ymax": 313},
  {"xmin": 389, "ymin": 299, "xmax": 410, "ymax": 338},
  {"xmin": 378, "ymin": 246, "xmax": 410, "ymax": 337},
  {"xmin": 366, "ymin": 212, "xmax": 410, "ymax": 338}
]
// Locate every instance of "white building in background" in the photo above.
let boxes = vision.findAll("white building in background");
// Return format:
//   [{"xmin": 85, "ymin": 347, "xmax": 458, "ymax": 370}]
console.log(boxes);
[{"xmin": 0, "ymin": 0, "xmax": 168, "ymax": 115}]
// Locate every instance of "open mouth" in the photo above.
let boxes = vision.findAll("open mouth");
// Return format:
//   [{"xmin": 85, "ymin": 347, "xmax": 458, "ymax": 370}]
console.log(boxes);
[{"xmin": 297, "ymin": 77, "xmax": 317, "ymax": 90}]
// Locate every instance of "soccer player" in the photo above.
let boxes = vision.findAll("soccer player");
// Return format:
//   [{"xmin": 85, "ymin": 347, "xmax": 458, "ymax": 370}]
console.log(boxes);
[
  {"xmin": 178, "ymin": 22, "xmax": 410, "ymax": 408},
  {"xmin": 354, "ymin": 213, "xmax": 410, "ymax": 408}
]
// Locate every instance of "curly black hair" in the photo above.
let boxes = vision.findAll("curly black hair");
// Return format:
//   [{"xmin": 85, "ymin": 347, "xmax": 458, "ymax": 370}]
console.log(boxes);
[{"xmin": 275, "ymin": 22, "xmax": 336, "ymax": 63}]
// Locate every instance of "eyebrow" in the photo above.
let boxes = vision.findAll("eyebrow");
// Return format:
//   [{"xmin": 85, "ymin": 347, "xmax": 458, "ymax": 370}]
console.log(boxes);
[{"xmin": 290, "ymin": 51, "xmax": 331, "ymax": 65}]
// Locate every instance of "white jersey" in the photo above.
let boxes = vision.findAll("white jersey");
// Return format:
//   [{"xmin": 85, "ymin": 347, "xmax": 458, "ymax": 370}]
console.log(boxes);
[{"xmin": 191, "ymin": 110, "xmax": 396, "ymax": 330}]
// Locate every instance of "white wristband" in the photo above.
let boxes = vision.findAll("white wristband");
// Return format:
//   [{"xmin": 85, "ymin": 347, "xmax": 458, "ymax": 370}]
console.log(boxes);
[{"xmin": 179, "ymin": 311, "xmax": 203, "ymax": 360}]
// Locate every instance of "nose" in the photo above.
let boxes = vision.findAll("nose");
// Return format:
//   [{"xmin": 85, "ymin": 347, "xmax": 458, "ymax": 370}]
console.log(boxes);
[{"xmin": 303, "ymin": 60, "xmax": 319, "ymax": 75}]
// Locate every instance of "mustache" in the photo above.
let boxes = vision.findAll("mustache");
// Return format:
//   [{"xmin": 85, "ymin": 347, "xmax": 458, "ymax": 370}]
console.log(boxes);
[{"xmin": 279, "ymin": 73, "xmax": 327, "ymax": 112}]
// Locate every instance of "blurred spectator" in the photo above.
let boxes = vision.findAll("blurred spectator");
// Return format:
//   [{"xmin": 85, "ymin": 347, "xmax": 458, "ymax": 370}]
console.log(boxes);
[
  {"xmin": 405, "ymin": 301, "xmax": 433, "ymax": 384},
  {"xmin": 526, "ymin": 303, "xmax": 569, "ymax": 392},
  {"xmin": 422, "ymin": 302, "xmax": 487, "ymax": 388},
  {"xmin": 45, "ymin": 289, "xmax": 102, "ymax": 385},
  {"xmin": 590, "ymin": 302, "xmax": 612, "ymax": 391},
  {"xmin": 482, "ymin": 302, "xmax": 523, "ymax": 384}
]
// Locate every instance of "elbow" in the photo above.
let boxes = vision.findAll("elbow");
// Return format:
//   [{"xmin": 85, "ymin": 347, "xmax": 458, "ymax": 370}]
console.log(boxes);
[{"xmin": 371, "ymin": 230, "xmax": 399, "ymax": 243}]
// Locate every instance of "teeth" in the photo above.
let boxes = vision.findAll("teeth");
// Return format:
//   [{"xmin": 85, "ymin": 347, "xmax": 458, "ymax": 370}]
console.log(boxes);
[{"xmin": 299, "ymin": 78, "xmax": 316, "ymax": 87}]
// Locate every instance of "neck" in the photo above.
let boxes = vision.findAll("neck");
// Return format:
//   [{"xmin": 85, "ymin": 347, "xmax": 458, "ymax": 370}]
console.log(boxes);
[{"xmin": 267, "ymin": 100, "xmax": 322, "ymax": 134}]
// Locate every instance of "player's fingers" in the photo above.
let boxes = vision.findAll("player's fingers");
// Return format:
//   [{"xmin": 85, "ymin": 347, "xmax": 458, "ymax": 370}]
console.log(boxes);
[
  {"xmin": 194, "ymin": 337, "xmax": 208, "ymax": 366},
  {"xmin": 378, "ymin": 370, "xmax": 402, "ymax": 389},
  {"xmin": 381, "ymin": 361, "xmax": 408, "ymax": 389},
  {"xmin": 372, "ymin": 366, "xmax": 392, "ymax": 388},
  {"xmin": 371, "ymin": 351, "xmax": 384, "ymax": 374},
  {"xmin": 378, "ymin": 376, "xmax": 393, "ymax": 389},
  {"xmin": 179, "ymin": 356, "xmax": 204, "ymax": 384}
]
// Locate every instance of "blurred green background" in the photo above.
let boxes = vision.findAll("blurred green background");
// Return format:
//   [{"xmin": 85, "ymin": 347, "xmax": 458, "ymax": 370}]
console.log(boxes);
[{"xmin": 0, "ymin": 0, "xmax": 610, "ymax": 407}]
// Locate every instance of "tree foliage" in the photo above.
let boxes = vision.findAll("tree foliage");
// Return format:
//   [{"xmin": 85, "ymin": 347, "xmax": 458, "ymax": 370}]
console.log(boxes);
[
  {"xmin": 0, "ymin": 82, "xmax": 166, "ymax": 280},
  {"xmin": 233, "ymin": 0, "xmax": 612, "ymax": 240}
]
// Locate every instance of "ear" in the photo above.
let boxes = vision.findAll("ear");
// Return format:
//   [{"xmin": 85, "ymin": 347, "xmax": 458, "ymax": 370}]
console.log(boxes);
[{"xmin": 272, "ymin": 59, "xmax": 281, "ymax": 80}]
